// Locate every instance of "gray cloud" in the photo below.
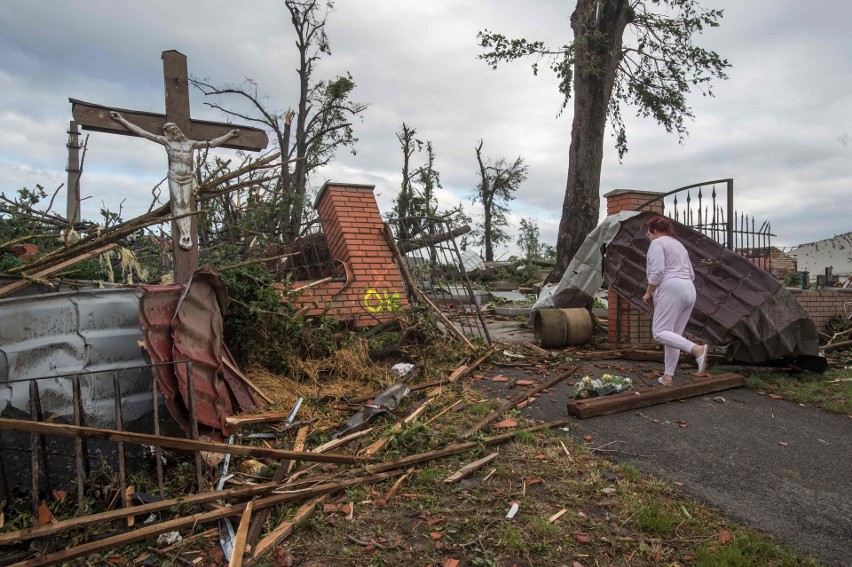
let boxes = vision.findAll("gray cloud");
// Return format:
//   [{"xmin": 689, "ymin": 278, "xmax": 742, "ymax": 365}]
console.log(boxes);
[{"xmin": 0, "ymin": 0, "xmax": 849, "ymax": 257}]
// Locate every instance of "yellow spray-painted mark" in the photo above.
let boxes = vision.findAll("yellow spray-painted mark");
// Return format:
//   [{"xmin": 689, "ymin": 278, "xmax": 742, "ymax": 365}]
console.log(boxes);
[{"xmin": 363, "ymin": 289, "xmax": 401, "ymax": 313}]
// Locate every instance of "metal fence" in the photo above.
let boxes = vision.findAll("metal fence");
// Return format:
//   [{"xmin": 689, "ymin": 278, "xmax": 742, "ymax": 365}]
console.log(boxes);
[
  {"xmin": 387, "ymin": 217, "xmax": 491, "ymax": 344},
  {"xmin": 638, "ymin": 178, "xmax": 775, "ymax": 272}
]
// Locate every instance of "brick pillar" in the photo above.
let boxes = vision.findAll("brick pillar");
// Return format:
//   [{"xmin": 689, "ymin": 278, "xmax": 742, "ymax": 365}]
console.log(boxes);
[
  {"xmin": 603, "ymin": 189, "xmax": 664, "ymax": 346},
  {"xmin": 300, "ymin": 182, "xmax": 408, "ymax": 327}
]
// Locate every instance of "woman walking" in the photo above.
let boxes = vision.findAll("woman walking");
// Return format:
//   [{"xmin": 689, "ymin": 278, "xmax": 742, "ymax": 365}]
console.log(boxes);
[{"xmin": 642, "ymin": 216, "xmax": 708, "ymax": 385}]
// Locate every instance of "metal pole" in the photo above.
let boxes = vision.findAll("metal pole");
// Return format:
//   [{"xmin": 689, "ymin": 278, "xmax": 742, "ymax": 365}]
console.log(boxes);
[
  {"xmin": 152, "ymin": 373, "xmax": 165, "ymax": 497},
  {"xmin": 726, "ymin": 179, "xmax": 734, "ymax": 250},
  {"xmin": 72, "ymin": 375, "xmax": 86, "ymax": 514},
  {"xmin": 66, "ymin": 121, "xmax": 82, "ymax": 224},
  {"xmin": 184, "ymin": 360, "xmax": 204, "ymax": 491},
  {"xmin": 113, "ymin": 372, "xmax": 128, "ymax": 517}
]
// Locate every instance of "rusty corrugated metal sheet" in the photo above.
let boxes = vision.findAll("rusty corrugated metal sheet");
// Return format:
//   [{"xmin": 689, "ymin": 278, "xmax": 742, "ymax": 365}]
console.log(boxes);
[
  {"xmin": 605, "ymin": 211, "xmax": 820, "ymax": 363},
  {"xmin": 139, "ymin": 268, "xmax": 255, "ymax": 436}
]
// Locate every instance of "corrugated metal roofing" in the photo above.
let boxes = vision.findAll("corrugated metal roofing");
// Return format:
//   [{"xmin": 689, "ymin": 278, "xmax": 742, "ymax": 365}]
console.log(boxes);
[
  {"xmin": 605, "ymin": 211, "xmax": 820, "ymax": 363},
  {"xmin": 0, "ymin": 287, "xmax": 151, "ymax": 426}
]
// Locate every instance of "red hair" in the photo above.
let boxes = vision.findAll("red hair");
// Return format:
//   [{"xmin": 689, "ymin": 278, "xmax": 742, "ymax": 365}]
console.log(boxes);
[{"xmin": 647, "ymin": 216, "xmax": 677, "ymax": 237}]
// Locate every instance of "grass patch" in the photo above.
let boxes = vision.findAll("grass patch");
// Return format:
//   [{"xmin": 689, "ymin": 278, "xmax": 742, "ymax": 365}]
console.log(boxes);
[
  {"xmin": 634, "ymin": 502, "xmax": 678, "ymax": 535},
  {"xmin": 694, "ymin": 528, "xmax": 822, "ymax": 567},
  {"xmin": 745, "ymin": 366, "xmax": 852, "ymax": 414}
]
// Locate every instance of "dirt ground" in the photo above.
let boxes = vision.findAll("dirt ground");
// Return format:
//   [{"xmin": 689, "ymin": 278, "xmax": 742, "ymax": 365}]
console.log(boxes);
[{"xmin": 479, "ymin": 321, "xmax": 852, "ymax": 566}]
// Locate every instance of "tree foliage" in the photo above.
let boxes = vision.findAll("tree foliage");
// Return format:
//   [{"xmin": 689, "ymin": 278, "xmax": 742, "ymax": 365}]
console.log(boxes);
[
  {"xmin": 192, "ymin": 0, "xmax": 367, "ymax": 242},
  {"xmin": 479, "ymin": 0, "xmax": 729, "ymax": 280},
  {"xmin": 470, "ymin": 140, "xmax": 527, "ymax": 262},
  {"xmin": 517, "ymin": 217, "xmax": 554, "ymax": 262}
]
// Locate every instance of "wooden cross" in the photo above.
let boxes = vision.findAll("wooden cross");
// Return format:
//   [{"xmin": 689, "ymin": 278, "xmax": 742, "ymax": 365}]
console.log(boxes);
[{"xmin": 69, "ymin": 50, "xmax": 269, "ymax": 282}]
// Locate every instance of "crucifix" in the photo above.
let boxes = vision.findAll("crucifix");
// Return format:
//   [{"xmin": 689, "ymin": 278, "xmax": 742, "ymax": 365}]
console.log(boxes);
[{"xmin": 69, "ymin": 50, "xmax": 269, "ymax": 282}]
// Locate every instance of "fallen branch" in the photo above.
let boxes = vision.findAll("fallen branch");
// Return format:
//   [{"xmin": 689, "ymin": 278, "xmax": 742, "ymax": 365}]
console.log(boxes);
[{"xmin": 459, "ymin": 364, "xmax": 580, "ymax": 438}]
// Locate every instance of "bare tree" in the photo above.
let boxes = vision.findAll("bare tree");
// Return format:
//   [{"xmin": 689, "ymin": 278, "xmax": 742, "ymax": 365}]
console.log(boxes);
[
  {"xmin": 192, "ymin": 0, "xmax": 367, "ymax": 242},
  {"xmin": 471, "ymin": 140, "xmax": 527, "ymax": 262}
]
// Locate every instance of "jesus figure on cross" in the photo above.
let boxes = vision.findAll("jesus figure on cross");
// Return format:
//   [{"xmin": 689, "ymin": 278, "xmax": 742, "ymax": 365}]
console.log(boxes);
[{"xmin": 110, "ymin": 111, "xmax": 239, "ymax": 250}]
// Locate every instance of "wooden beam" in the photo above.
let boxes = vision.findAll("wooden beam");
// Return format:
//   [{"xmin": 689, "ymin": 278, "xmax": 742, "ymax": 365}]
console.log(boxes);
[
  {"xmin": 5, "ymin": 471, "xmax": 403, "ymax": 567},
  {"xmin": 1, "ymin": 418, "xmax": 571, "ymax": 554},
  {"xmin": 367, "ymin": 418, "xmax": 571, "ymax": 474},
  {"xmin": 567, "ymin": 373, "xmax": 747, "ymax": 419},
  {"xmin": 222, "ymin": 358, "xmax": 275, "ymax": 406},
  {"xmin": 0, "ymin": 478, "xmax": 279, "ymax": 547},
  {"xmin": 0, "ymin": 243, "xmax": 117, "ymax": 299},
  {"xmin": 246, "ymin": 496, "xmax": 325, "ymax": 566},
  {"xmin": 444, "ymin": 451, "xmax": 499, "ymax": 483},
  {"xmin": 223, "ymin": 411, "xmax": 293, "ymax": 433},
  {"xmin": 228, "ymin": 501, "xmax": 253, "ymax": 567},
  {"xmin": 0, "ymin": 418, "xmax": 373, "ymax": 465},
  {"xmin": 69, "ymin": 98, "xmax": 269, "ymax": 152}
]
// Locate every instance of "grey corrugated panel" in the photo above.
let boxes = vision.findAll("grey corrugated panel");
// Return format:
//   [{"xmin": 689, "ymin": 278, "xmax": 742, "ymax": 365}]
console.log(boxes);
[{"xmin": 0, "ymin": 287, "xmax": 151, "ymax": 426}]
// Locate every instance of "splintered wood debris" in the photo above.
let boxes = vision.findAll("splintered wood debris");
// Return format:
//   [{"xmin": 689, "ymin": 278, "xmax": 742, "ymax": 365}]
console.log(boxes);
[{"xmin": 0, "ymin": 348, "xmax": 579, "ymax": 566}]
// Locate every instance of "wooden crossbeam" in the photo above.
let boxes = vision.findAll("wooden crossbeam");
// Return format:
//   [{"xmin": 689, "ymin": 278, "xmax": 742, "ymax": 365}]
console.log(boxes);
[{"xmin": 70, "ymin": 98, "xmax": 268, "ymax": 152}]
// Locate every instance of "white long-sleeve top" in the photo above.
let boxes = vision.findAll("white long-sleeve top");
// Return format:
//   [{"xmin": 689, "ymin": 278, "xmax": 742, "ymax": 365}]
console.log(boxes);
[{"xmin": 646, "ymin": 236, "xmax": 694, "ymax": 286}]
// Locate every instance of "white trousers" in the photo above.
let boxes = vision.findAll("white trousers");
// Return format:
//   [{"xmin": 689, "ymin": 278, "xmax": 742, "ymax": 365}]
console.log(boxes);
[{"xmin": 652, "ymin": 278, "xmax": 697, "ymax": 375}]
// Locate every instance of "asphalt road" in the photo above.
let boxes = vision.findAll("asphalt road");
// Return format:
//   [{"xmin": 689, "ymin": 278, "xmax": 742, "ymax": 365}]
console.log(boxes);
[{"xmin": 476, "ymin": 359, "xmax": 852, "ymax": 566}]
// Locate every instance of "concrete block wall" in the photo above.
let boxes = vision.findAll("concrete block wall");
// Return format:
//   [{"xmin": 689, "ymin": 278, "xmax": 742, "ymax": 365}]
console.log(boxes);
[{"xmin": 288, "ymin": 182, "xmax": 408, "ymax": 327}]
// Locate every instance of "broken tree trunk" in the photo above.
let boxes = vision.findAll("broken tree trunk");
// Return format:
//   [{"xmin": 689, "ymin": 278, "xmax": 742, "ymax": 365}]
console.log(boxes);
[{"xmin": 396, "ymin": 224, "xmax": 471, "ymax": 254}]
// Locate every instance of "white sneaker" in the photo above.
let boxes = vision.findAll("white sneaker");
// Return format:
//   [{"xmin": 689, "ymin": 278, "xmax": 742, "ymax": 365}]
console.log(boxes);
[{"xmin": 696, "ymin": 345, "xmax": 708, "ymax": 374}]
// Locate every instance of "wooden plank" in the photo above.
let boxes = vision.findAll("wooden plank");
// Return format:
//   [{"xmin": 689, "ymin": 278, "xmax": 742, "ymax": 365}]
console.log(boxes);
[
  {"xmin": 0, "ymin": 476, "xmax": 294, "ymax": 547},
  {"xmin": 0, "ymin": 418, "xmax": 373, "ymax": 465},
  {"xmin": 228, "ymin": 501, "xmax": 253, "ymax": 567},
  {"xmin": 224, "ymin": 411, "xmax": 292, "ymax": 433},
  {"xmin": 222, "ymin": 358, "xmax": 275, "ymax": 406},
  {"xmin": 567, "ymin": 373, "xmax": 746, "ymax": 419},
  {"xmin": 5, "ymin": 471, "xmax": 402, "ymax": 567},
  {"xmin": 247, "ymin": 496, "xmax": 325, "ymax": 566},
  {"xmin": 69, "ymin": 98, "xmax": 269, "ymax": 152},
  {"xmin": 0, "ymin": 243, "xmax": 117, "ymax": 299},
  {"xmin": 367, "ymin": 418, "xmax": 572, "ymax": 474},
  {"xmin": 444, "ymin": 452, "xmax": 499, "ymax": 483}
]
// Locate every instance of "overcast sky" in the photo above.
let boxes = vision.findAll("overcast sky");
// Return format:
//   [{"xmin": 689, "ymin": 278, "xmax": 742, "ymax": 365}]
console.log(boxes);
[{"xmin": 1, "ymin": 0, "xmax": 850, "ymax": 257}]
